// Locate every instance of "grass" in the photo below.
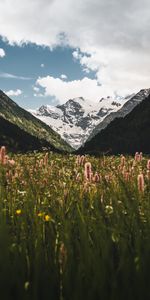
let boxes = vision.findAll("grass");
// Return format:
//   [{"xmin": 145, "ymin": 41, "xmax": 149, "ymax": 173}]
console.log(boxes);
[{"xmin": 0, "ymin": 150, "xmax": 150, "ymax": 300}]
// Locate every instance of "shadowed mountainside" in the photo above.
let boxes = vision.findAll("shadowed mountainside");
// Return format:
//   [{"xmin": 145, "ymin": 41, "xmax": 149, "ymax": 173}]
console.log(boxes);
[
  {"xmin": 0, "ymin": 115, "xmax": 60, "ymax": 152},
  {"xmin": 79, "ymin": 94, "xmax": 150, "ymax": 155},
  {"xmin": 0, "ymin": 90, "xmax": 72, "ymax": 152}
]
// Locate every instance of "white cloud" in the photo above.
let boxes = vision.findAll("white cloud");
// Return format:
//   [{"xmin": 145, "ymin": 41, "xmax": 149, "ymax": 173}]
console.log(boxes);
[
  {"xmin": 33, "ymin": 86, "xmax": 40, "ymax": 92},
  {"xmin": 36, "ymin": 75, "xmax": 115, "ymax": 103},
  {"xmin": 60, "ymin": 74, "xmax": 67, "ymax": 80},
  {"xmin": 5, "ymin": 89, "xmax": 22, "ymax": 97},
  {"xmin": 0, "ymin": 0, "xmax": 150, "ymax": 96},
  {"xmin": 72, "ymin": 47, "xmax": 150, "ymax": 96},
  {"xmin": 0, "ymin": 48, "xmax": 5, "ymax": 57},
  {"xmin": 33, "ymin": 93, "xmax": 45, "ymax": 97},
  {"xmin": 0, "ymin": 72, "xmax": 32, "ymax": 80}
]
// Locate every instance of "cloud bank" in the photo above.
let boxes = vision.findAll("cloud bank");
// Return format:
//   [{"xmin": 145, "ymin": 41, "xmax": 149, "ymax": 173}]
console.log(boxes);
[
  {"xmin": 0, "ymin": 72, "xmax": 32, "ymax": 80},
  {"xmin": 1, "ymin": 0, "xmax": 150, "ymax": 99},
  {"xmin": 36, "ymin": 76, "xmax": 108, "ymax": 103},
  {"xmin": 4, "ymin": 89, "xmax": 22, "ymax": 96},
  {"xmin": 0, "ymin": 48, "xmax": 5, "ymax": 57}
]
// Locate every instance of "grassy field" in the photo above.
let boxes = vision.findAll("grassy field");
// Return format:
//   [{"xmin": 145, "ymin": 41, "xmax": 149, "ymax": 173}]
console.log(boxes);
[{"xmin": 0, "ymin": 147, "xmax": 150, "ymax": 300}]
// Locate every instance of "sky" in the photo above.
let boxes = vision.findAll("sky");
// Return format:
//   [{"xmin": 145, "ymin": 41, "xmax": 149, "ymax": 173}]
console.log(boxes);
[{"xmin": 0, "ymin": 0, "xmax": 150, "ymax": 109}]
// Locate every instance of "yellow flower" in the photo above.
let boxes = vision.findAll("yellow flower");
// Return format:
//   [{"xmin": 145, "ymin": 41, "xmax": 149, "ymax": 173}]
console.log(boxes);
[
  {"xmin": 37, "ymin": 212, "xmax": 43, "ymax": 217},
  {"xmin": 16, "ymin": 209, "xmax": 22, "ymax": 215},
  {"xmin": 44, "ymin": 214, "xmax": 51, "ymax": 222}
]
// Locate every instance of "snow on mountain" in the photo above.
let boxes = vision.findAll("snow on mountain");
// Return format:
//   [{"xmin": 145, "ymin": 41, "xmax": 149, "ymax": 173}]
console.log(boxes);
[
  {"xmin": 29, "ymin": 96, "xmax": 128, "ymax": 149},
  {"xmin": 87, "ymin": 89, "xmax": 150, "ymax": 142}
]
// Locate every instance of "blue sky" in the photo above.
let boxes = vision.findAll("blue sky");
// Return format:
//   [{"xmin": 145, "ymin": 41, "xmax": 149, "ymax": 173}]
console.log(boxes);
[
  {"xmin": 0, "ymin": 0, "xmax": 150, "ymax": 109},
  {"xmin": 0, "ymin": 38, "xmax": 96, "ymax": 109}
]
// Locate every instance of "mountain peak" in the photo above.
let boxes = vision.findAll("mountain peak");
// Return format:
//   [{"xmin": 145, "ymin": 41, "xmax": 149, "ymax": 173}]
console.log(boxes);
[
  {"xmin": 79, "ymin": 92, "xmax": 150, "ymax": 155},
  {"xmin": 85, "ymin": 88, "xmax": 150, "ymax": 143},
  {"xmin": 30, "ymin": 95, "xmax": 127, "ymax": 149}
]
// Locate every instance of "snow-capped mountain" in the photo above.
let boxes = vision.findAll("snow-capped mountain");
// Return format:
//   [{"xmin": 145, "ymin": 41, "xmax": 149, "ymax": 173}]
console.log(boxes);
[
  {"xmin": 79, "ymin": 88, "xmax": 150, "ymax": 155},
  {"xmin": 29, "ymin": 96, "xmax": 128, "ymax": 149},
  {"xmin": 87, "ymin": 88, "xmax": 150, "ymax": 142}
]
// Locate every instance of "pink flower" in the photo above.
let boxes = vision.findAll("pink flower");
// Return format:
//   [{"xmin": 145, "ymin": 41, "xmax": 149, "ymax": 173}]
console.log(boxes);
[
  {"xmin": 138, "ymin": 174, "xmax": 144, "ymax": 193},
  {"xmin": 0, "ymin": 146, "xmax": 6, "ymax": 165},
  {"xmin": 139, "ymin": 152, "xmax": 143, "ymax": 161},
  {"xmin": 135, "ymin": 152, "xmax": 140, "ymax": 161},
  {"xmin": 92, "ymin": 172, "xmax": 100, "ymax": 183},
  {"xmin": 8, "ymin": 159, "xmax": 15, "ymax": 166},
  {"xmin": 43, "ymin": 152, "xmax": 48, "ymax": 166},
  {"xmin": 76, "ymin": 155, "xmax": 85, "ymax": 166},
  {"xmin": 124, "ymin": 172, "xmax": 130, "ymax": 181},
  {"xmin": 120, "ymin": 155, "xmax": 125, "ymax": 167},
  {"xmin": 135, "ymin": 152, "xmax": 142, "ymax": 162},
  {"xmin": 84, "ymin": 162, "xmax": 92, "ymax": 181},
  {"xmin": 80, "ymin": 155, "xmax": 85, "ymax": 165}
]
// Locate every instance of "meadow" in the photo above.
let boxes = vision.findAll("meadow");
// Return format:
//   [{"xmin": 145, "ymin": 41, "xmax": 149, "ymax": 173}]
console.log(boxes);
[{"xmin": 0, "ymin": 146, "xmax": 150, "ymax": 300}]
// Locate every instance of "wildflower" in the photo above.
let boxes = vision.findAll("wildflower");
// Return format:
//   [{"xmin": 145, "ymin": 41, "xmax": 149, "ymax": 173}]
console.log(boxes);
[
  {"xmin": 138, "ymin": 174, "xmax": 144, "ymax": 193},
  {"xmin": 37, "ymin": 212, "xmax": 43, "ymax": 217},
  {"xmin": 93, "ymin": 172, "xmax": 100, "ymax": 182},
  {"xmin": 105, "ymin": 205, "xmax": 113, "ymax": 215},
  {"xmin": 135, "ymin": 152, "xmax": 140, "ymax": 161},
  {"xmin": 124, "ymin": 172, "xmax": 130, "ymax": 181},
  {"xmin": 84, "ymin": 162, "xmax": 92, "ymax": 181},
  {"xmin": 120, "ymin": 155, "xmax": 125, "ymax": 167},
  {"xmin": 147, "ymin": 160, "xmax": 150, "ymax": 170},
  {"xmin": 43, "ymin": 152, "xmax": 48, "ymax": 166},
  {"xmin": 139, "ymin": 152, "xmax": 143, "ymax": 161},
  {"xmin": 44, "ymin": 214, "xmax": 51, "ymax": 222},
  {"xmin": 0, "ymin": 146, "xmax": 6, "ymax": 165},
  {"xmin": 39, "ymin": 159, "xmax": 44, "ymax": 168},
  {"xmin": 135, "ymin": 152, "xmax": 142, "ymax": 162},
  {"xmin": 16, "ymin": 209, "xmax": 22, "ymax": 215},
  {"xmin": 17, "ymin": 190, "xmax": 26, "ymax": 195},
  {"xmin": 80, "ymin": 155, "xmax": 85, "ymax": 165},
  {"xmin": 8, "ymin": 159, "xmax": 15, "ymax": 166}
]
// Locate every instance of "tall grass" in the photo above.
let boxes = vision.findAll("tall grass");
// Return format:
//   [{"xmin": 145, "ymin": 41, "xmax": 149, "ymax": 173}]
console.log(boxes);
[{"xmin": 0, "ymin": 150, "xmax": 150, "ymax": 300}]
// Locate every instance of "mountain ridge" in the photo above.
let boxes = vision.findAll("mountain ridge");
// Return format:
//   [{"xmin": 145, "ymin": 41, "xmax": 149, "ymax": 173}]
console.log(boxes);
[
  {"xmin": 29, "ymin": 96, "xmax": 128, "ymax": 149},
  {"xmin": 86, "ymin": 89, "xmax": 150, "ymax": 142},
  {"xmin": 78, "ymin": 92, "xmax": 150, "ymax": 155},
  {"xmin": 0, "ymin": 90, "xmax": 72, "ymax": 152}
]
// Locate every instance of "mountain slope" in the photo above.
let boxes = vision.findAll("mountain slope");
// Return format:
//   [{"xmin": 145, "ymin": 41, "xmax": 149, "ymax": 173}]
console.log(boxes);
[
  {"xmin": 0, "ymin": 115, "xmax": 54, "ymax": 152},
  {"xmin": 79, "ymin": 93, "xmax": 150, "ymax": 155},
  {"xmin": 29, "ymin": 96, "xmax": 127, "ymax": 149},
  {"xmin": 87, "ymin": 89, "xmax": 150, "ymax": 141},
  {"xmin": 0, "ymin": 90, "xmax": 72, "ymax": 152}
]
